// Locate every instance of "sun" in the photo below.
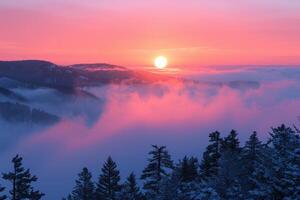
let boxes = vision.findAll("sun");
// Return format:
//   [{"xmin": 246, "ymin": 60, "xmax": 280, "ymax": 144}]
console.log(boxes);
[{"xmin": 154, "ymin": 56, "xmax": 168, "ymax": 69}]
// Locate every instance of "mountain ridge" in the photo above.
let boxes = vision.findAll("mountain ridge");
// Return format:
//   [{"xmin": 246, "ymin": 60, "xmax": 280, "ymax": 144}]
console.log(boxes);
[{"xmin": 0, "ymin": 60, "xmax": 171, "ymax": 88}]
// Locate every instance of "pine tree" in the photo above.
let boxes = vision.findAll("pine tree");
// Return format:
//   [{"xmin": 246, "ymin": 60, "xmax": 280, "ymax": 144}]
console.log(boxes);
[
  {"xmin": 155, "ymin": 162, "xmax": 200, "ymax": 200},
  {"xmin": 225, "ymin": 179, "xmax": 243, "ymax": 200},
  {"xmin": 217, "ymin": 130, "xmax": 241, "ymax": 198},
  {"xmin": 268, "ymin": 124, "xmax": 300, "ymax": 199},
  {"xmin": 241, "ymin": 132, "xmax": 263, "ymax": 168},
  {"xmin": 119, "ymin": 173, "xmax": 143, "ymax": 200},
  {"xmin": 155, "ymin": 175, "xmax": 179, "ymax": 200},
  {"xmin": 2, "ymin": 155, "xmax": 44, "ymax": 200},
  {"xmin": 239, "ymin": 132, "xmax": 267, "ymax": 196},
  {"xmin": 95, "ymin": 156, "xmax": 121, "ymax": 200},
  {"xmin": 70, "ymin": 167, "xmax": 95, "ymax": 200},
  {"xmin": 0, "ymin": 185, "xmax": 7, "ymax": 200},
  {"xmin": 200, "ymin": 131, "xmax": 222, "ymax": 180},
  {"xmin": 221, "ymin": 130, "xmax": 240, "ymax": 151},
  {"xmin": 269, "ymin": 124, "xmax": 299, "ymax": 158},
  {"xmin": 193, "ymin": 183, "xmax": 221, "ymax": 200},
  {"xmin": 140, "ymin": 145, "xmax": 173, "ymax": 195},
  {"xmin": 283, "ymin": 147, "xmax": 300, "ymax": 199},
  {"xmin": 248, "ymin": 159, "xmax": 273, "ymax": 199},
  {"xmin": 178, "ymin": 156, "xmax": 198, "ymax": 182}
]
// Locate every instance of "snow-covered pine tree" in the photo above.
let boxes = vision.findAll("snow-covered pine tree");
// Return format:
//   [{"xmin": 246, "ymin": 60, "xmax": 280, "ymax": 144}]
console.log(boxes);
[
  {"xmin": 193, "ymin": 183, "xmax": 221, "ymax": 200},
  {"xmin": 240, "ymin": 132, "xmax": 263, "ymax": 164},
  {"xmin": 140, "ymin": 145, "xmax": 173, "ymax": 196},
  {"xmin": 248, "ymin": 159, "xmax": 273, "ymax": 199},
  {"xmin": 178, "ymin": 156, "xmax": 198, "ymax": 182},
  {"xmin": 152, "ymin": 159, "xmax": 194, "ymax": 200},
  {"xmin": 238, "ymin": 132, "xmax": 268, "ymax": 196},
  {"xmin": 119, "ymin": 173, "xmax": 144, "ymax": 200},
  {"xmin": 219, "ymin": 130, "xmax": 243, "ymax": 200},
  {"xmin": 161, "ymin": 156, "xmax": 199, "ymax": 200},
  {"xmin": 199, "ymin": 131, "xmax": 222, "ymax": 181},
  {"xmin": 217, "ymin": 130, "xmax": 241, "ymax": 198},
  {"xmin": 2, "ymin": 155, "xmax": 44, "ymax": 200},
  {"xmin": 221, "ymin": 130, "xmax": 240, "ymax": 151},
  {"xmin": 95, "ymin": 156, "xmax": 121, "ymax": 200},
  {"xmin": 225, "ymin": 179, "xmax": 243, "ymax": 200},
  {"xmin": 156, "ymin": 155, "xmax": 212, "ymax": 200},
  {"xmin": 282, "ymin": 147, "xmax": 300, "ymax": 199},
  {"xmin": 70, "ymin": 167, "xmax": 95, "ymax": 200},
  {"xmin": 0, "ymin": 185, "xmax": 6, "ymax": 200},
  {"xmin": 268, "ymin": 124, "xmax": 300, "ymax": 199},
  {"xmin": 154, "ymin": 175, "xmax": 177, "ymax": 200}
]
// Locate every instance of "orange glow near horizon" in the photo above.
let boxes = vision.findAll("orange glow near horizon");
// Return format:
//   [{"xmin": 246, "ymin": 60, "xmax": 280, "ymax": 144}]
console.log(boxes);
[{"xmin": 0, "ymin": 1, "xmax": 300, "ymax": 68}]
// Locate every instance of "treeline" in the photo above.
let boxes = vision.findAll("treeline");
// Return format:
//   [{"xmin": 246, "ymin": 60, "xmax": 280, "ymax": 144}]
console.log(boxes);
[
  {"xmin": 0, "ymin": 102, "xmax": 59, "ymax": 125},
  {"xmin": 1, "ymin": 124, "xmax": 300, "ymax": 199}
]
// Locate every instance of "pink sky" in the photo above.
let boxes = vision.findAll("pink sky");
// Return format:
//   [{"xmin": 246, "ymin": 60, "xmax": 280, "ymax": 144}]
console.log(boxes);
[{"xmin": 0, "ymin": 0, "xmax": 300, "ymax": 68}]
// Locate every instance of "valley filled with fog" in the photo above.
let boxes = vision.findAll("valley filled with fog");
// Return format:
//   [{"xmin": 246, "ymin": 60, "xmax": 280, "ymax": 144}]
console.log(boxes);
[{"xmin": 0, "ymin": 61, "xmax": 300, "ymax": 199}]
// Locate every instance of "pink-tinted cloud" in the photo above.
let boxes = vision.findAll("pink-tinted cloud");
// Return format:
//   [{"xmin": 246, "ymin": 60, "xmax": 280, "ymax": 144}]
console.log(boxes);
[
  {"xmin": 18, "ymin": 79, "xmax": 300, "ymax": 155},
  {"xmin": 0, "ymin": 76, "xmax": 298, "ymax": 199}
]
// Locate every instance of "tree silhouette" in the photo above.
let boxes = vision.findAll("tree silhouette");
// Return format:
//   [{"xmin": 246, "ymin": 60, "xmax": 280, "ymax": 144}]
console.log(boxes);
[
  {"xmin": 95, "ymin": 156, "xmax": 121, "ymax": 200},
  {"xmin": 2, "ymin": 155, "xmax": 44, "ymax": 200},
  {"xmin": 200, "ymin": 131, "xmax": 222, "ymax": 180},
  {"xmin": 119, "ymin": 173, "xmax": 144, "ymax": 200},
  {"xmin": 221, "ymin": 130, "xmax": 240, "ymax": 151},
  {"xmin": 0, "ymin": 123, "xmax": 299, "ymax": 200},
  {"xmin": 141, "ymin": 145, "xmax": 173, "ymax": 195},
  {"xmin": 238, "ymin": 132, "xmax": 267, "ymax": 196},
  {"xmin": 178, "ymin": 156, "xmax": 198, "ymax": 182},
  {"xmin": 70, "ymin": 167, "xmax": 95, "ymax": 200},
  {"xmin": 268, "ymin": 125, "xmax": 300, "ymax": 199},
  {"xmin": 217, "ymin": 130, "xmax": 241, "ymax": 198}
]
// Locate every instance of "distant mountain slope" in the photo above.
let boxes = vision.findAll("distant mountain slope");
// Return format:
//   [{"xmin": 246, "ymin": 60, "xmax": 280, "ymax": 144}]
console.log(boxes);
[
  {"xmin": 71, "ymin": 63, "xmax": 126, "ymax": 71},
  {"xmin": 0, "ymin": 60, "xmax": 170, "ymax": 89},
  {"xmin": 0, "ymin": 60, "xmax": 262, "ymax": 89},
  {"xmin": 0, "ymin": 60, "xmax": 261, "ymax": 91},
  {"xmin": 0, "ymin": 60, "xmax": 75, "ymax": 88},
  {"xmin": 0, "ymin": 86, "xmax": 27, "ymax": 102},
  {"xmin": 0, "ymin": 60, "xmax": 262, "ymax": 128},
  {"xmin": 0, "ymin": 102, "xmax": 59, "ymax": 125}
]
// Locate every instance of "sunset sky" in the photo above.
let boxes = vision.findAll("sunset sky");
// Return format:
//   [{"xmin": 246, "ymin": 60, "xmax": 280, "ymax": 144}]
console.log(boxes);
[
  {"xmin": 1, "ymin": 2, "xmax": 300, "ymax": 199},
  {"xmin": 1, "ymin": 0, "xmax": 300, "ymax": 67}
]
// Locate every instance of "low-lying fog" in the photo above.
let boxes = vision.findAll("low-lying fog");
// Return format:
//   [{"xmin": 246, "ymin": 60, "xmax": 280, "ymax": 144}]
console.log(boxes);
[{"xmin": 1, "ymin": 66, "xmax": 300, "ymax": 199}]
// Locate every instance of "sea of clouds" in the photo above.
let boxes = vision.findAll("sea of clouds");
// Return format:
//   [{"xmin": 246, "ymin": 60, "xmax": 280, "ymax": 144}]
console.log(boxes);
[{"xmin": 0, "ymin": 66, "xmax": 300, "ymax": 199}]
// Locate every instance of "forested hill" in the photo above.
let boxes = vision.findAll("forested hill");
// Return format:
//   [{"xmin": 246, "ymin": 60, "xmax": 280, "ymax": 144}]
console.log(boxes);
[
  {"xmin": 0, "ymin": 102, "xmax": 59, "ymax": 125},
  {"xmin": 0, "ymin": 60, "xmax": 170, "ymax": 88}
]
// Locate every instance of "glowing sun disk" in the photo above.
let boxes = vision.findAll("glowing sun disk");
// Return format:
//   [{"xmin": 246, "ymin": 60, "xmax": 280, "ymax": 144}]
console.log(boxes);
[{"xmin": 154, "ymin": 56, "xmax": 168, "ymax": 69}]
